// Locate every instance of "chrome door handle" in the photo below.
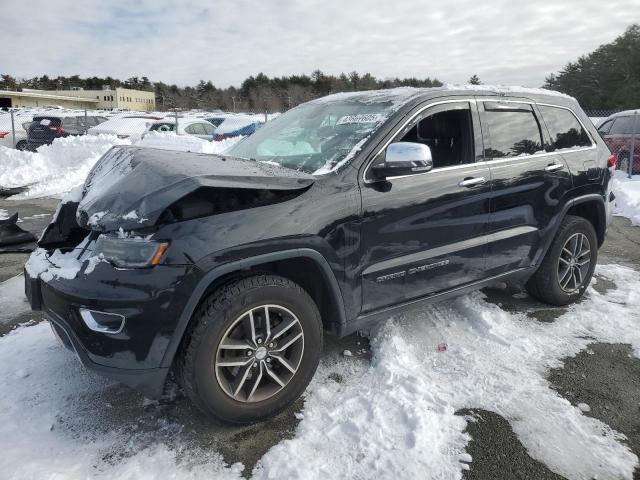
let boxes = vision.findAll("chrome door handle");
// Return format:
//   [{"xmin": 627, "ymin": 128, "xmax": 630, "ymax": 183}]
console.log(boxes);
[
  {"xmin": 545, "ymin": 163, "xmax": 564, "ymax": 172},
  {"xmin": 458, "ymin": 176, "xmax": 486, "ymax": 187}
]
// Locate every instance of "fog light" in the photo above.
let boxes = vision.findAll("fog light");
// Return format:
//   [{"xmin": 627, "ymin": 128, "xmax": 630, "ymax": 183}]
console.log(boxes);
[{"xmin": 79, "ymin": 308, "xmax": 125, "ymax": 334}]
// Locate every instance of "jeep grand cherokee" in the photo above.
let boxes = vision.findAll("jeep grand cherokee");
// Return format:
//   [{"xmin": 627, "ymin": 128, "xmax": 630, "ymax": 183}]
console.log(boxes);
[{"xmin": 24, "ymin": 86, "xmax": 615, "ymax": 423}]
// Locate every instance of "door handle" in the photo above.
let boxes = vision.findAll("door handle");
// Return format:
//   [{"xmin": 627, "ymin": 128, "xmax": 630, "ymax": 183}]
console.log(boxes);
[
  {"xmin": 458, "ymin": 176, "xmax": 486, "ymax": 187},
  {"xmin": 545, "ymin": 163, "xmax": 564, "ymax": 172}
]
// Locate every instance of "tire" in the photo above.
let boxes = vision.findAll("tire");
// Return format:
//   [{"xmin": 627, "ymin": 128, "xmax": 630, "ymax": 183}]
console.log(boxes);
[
  {"xmin": 526, "ymin": 215, "xmax": 598, "ymax": 306},
  {"xmin": 176, "ymin": 274, "xmax": 322, "ymax": 423},
  {"xmin": 15, "ymin": 140, "xmax": 27, "ymax": 151}
]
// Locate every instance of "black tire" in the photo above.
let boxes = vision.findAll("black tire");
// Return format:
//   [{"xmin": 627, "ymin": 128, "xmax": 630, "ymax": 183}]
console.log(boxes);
[
  {"xmin": 176, "ymin": 274, "xmax": 322, "ymax": 424},
  {"xmin": 526, "ymin": 215, "xmax": 598, "ymax": 306},
  {"xmin": 15, "ymin": 140, "xmax": 27, "ymax": 151}
]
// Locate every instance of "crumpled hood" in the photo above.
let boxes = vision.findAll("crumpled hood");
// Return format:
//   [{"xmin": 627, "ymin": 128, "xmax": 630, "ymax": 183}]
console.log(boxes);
[{"xmin": 76, "ymin": 146, "xmax": 314, "ymax": 231}]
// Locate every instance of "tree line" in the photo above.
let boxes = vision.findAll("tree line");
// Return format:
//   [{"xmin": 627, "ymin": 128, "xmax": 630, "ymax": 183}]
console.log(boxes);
[
  {"xmin": 544, "ymin": 24, "xmax": 640, "ymax": 110},
  {"xmin": 0, "ymin": 71, "xmax": 442, "ymax": 112}
]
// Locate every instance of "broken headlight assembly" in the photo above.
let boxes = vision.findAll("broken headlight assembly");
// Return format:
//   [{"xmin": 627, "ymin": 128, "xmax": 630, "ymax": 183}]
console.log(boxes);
[{"xmin": 93, "ymin": 235, "xmax": 168, "ymax": 268}]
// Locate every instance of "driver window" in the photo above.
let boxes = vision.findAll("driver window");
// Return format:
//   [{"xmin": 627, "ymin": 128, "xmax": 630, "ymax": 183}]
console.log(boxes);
[{"xmin": 394, "ymin": 103, "xmax": 475, "ymax": 169}]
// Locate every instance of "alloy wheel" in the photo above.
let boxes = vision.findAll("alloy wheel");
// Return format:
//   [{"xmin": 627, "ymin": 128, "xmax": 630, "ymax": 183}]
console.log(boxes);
[
  {"xmin": 215, "ymin": 304, "xmax": 304, "ymax": 403},
  {"xmin": 557, "ymin": 232, "xmax": 591, "ymax": 293}
]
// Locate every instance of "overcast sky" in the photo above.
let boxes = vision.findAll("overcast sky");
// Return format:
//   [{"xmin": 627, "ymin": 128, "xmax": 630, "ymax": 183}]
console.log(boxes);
[{"xmin": 2, "ymin": 0, "xmax": 636, "ymax": 88}]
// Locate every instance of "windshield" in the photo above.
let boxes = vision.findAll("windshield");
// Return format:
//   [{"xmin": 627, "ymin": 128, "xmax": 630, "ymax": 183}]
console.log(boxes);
[{"xmin": 227, "ymin": 98, "xmax": 401, "ymax": 174}]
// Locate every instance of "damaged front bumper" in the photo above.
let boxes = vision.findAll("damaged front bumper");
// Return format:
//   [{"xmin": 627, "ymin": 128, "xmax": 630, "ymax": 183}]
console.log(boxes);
[{"xmin": 24, "ymin": 249, "xmax": 201, "ymax": 398}]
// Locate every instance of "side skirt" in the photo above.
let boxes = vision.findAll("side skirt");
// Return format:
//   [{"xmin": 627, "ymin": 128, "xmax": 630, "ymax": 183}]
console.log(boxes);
[{"xmin": 340, "ymin": 266, "xmax": 535, "ymax": 336}]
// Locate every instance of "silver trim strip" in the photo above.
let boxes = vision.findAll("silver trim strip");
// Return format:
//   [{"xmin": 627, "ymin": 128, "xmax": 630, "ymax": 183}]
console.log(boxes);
[
  {"xmin": 79, "ymin": 308, "xmax": 126, "ymax": 334},
  {"xmin": 362, "ymin": 225, "xmax": 538, "ymax": 276}
]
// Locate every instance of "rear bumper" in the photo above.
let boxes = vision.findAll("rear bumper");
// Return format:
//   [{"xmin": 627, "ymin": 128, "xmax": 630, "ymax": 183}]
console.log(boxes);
[{"xmin": 24, "ymin": 260, "xmax": 201, "ymax": 398}]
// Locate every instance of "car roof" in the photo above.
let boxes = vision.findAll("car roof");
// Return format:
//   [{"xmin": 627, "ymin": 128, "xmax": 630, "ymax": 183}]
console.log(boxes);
[
  {"xmin": 307, "ymin": 85, "xmax": 578, "ymax": 112},
  {"xmin": 607, "ymin": 109, "xmax": 640, "ymax": 119}
]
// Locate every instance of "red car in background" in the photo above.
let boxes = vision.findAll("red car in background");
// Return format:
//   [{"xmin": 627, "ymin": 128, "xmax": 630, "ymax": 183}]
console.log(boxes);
[{"xmin": 597, "ymin": 110, "xmax": 640, "ymax": 174}]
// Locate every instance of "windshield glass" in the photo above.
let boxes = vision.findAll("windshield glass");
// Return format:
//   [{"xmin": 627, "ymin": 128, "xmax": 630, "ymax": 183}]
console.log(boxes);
[{"xmin": 227, "ymin": 95, "xmax": 407, "ymax": 174}]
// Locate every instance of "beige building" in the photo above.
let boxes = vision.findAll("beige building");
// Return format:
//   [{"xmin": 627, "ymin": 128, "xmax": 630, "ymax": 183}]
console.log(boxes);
[{"xmin": 0, "ymin": 87, "xmax": 156, "ymax": 111}]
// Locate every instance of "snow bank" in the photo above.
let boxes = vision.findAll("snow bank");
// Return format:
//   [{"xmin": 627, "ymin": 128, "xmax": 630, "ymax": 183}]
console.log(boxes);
[
  {"xmin": 137, "ymin": 131, "xmax": 242, "ymax": 154},
  {"xmin": 0, "ymin": 135, "xmax": 131, "ymax": 199},
  {"xmin": 612, "ymin": 170, "xmax": 640, "ymax": 226},
  {"xmin": 2, "ymin": 264, "xmax": 639, "ymax": 479}
]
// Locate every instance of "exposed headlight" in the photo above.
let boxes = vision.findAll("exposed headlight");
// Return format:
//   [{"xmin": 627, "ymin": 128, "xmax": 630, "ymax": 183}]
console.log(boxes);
[{"xmin": 93, "ymin": 235, "xmax": 168, "ymax": 268}]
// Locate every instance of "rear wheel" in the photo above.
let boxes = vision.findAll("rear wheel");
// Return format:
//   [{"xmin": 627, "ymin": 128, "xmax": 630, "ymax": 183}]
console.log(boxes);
[
  {"xmin": 15, "ymin": 140, "xmax": 27, "ymax": 151},
  {"xmin": 526, "ymin": 215, "xmax": 597, "ymax": 306},
  {"xmin": 177, "ymin": 275, "xmax": 322, "ymax": 423}
]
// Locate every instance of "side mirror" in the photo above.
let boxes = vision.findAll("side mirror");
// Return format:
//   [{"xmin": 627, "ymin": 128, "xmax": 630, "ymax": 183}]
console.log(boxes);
[{"xmin": 371, "ymin": 142, "xmax": 433, "ymax": 179}]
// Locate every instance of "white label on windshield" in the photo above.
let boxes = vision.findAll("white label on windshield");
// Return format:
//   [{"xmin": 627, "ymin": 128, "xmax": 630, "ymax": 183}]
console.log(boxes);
[{"xmin": 336, "ymin": 114, "xmax": 384, "ymax": 125}]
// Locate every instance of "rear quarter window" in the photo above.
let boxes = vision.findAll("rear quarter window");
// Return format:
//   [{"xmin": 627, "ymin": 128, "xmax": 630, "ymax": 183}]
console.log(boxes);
[{"xmin": 539, "ymin": 105, "xmax": 592, "ymax": 150}]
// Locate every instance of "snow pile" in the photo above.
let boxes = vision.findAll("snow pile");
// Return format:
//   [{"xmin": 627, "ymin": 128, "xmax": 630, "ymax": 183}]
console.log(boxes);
[
  {"xmin": 0, "ymin": 135, "xmax": 130, "ymax": 199},
  {"xmin": 612, "ymin": 170, "xmax": 640, "ymax": 226},
  {"xmin": 1, "ymin": 264, "xmax": 639, "ymax": 479},
  {"xmin": 137, "ymin": 131, "xmax": 242, "ymax": 154}
]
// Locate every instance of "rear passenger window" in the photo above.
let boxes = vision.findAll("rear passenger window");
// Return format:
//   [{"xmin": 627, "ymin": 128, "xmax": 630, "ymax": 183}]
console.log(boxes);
[
  {"xmin": 483, "ymin": 103, "xmax": 543, "ymax": 158},
  {"xmin": 539, "ymin": 105, "xmax": 592, "ymax": 150}
]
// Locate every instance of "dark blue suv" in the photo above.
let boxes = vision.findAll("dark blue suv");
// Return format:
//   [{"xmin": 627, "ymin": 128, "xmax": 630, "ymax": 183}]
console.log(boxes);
[{"xmin": 24, "ymin": 87, "xmax": 614, "ymax": 423}]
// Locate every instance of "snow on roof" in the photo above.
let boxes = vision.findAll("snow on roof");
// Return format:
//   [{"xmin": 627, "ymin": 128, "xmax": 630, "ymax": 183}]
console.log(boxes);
[{"xmin": 443, "ymin": 83, "xmax": 573, "ymax": 99}]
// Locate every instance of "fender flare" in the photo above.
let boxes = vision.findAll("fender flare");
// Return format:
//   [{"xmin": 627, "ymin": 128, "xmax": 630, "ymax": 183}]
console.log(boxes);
[
  {"xmin": 533, "ymin": 193, "xmax": 606, "ymax": 267},
  {"xmin": 160, "ymin": 248, "xmax": 347, "ymax": 368}
]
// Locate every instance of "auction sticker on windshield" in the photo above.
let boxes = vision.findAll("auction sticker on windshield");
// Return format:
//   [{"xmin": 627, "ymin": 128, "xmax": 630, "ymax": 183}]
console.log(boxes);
[{"xmin": 336, "ymin": 114, "xmax": 385, "ymax": 125}]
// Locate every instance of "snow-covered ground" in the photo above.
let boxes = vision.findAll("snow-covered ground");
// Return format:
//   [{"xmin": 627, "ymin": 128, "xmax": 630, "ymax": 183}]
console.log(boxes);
[
  {"xmin": 612, "ymin": 170, "xmax": 640, "ymax": 226},
  {"xmin": 0, "ymin": 133, "xmax": 242, "ymax": 199},
  {"xmin": 1, "ymin": 264, "xmax": 639, "ymax": 479}
]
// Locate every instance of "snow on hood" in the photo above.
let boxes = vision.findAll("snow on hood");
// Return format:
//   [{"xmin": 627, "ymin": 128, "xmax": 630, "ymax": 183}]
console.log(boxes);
[{"xmin": 76, "ymin": 146, "xmax": 314, "ymax": 231}]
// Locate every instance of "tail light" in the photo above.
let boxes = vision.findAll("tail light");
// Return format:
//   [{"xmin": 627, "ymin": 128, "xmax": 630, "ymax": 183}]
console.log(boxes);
[
  {"xmin": 0, "ymin": 131, "xmax": 9, "ymax": 139},
  {"xmin": 607, "ymin": 154, "xmax": 617, "ymax": 168},
  {"xmin": 50, "ymin": 126, "xmax": 64, "ymax": 135}
]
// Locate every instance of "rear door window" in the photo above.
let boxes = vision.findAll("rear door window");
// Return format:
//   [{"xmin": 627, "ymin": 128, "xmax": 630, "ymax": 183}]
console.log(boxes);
[
  {"xmin": 482, "ymin": 102, "xmax": 543, "ymax": 158},
  {"xmin": 538, "ymin": 105, "xmax": 592, "ymax": 150}
]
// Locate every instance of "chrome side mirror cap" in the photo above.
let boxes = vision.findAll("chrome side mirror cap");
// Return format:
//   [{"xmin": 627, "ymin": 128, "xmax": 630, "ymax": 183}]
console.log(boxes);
[{"xmin": 372, "ymin": 142, "xmax": 433, "ymax": 179}]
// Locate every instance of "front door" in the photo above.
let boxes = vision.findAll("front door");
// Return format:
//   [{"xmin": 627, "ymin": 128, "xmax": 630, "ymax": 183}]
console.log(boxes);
[{"xmin": 359, "ymin": 100, "xmax": 490, "ymax": 313}]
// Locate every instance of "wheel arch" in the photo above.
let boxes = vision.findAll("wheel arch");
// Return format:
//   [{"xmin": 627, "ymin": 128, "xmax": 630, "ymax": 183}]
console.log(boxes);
[
  {"xmin": 160, "ymin": 248, "xmax": 347, "ymax": 369},
  {"xmin": 564, "ymin": 195, "xmax": 606, "ymax": 247}
]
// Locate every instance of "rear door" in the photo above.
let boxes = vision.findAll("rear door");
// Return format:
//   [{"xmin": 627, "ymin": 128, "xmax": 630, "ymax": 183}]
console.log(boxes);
[
  {"xmin": 479, "ymin": 99, "xmax": 573, "ymax": 276},
  {"xmin": 359, "ymin": 99, "xmax": 490, "ymax": 312}
]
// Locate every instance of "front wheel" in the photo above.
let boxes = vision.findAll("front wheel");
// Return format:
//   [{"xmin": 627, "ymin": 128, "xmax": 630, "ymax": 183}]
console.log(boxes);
[
  {"xmin": 176, "ymin": 275, "xmax": 322, "ymax": 423},
  {"xmin": 15, "ymin": 140, "xmax": 27, "ymax": 151},
  {"xmin": 526, "ymin": 215, "xmax": 598, "ymax": 306}
]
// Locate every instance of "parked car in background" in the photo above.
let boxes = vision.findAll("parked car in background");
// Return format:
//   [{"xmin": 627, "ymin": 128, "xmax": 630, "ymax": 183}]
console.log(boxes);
[
  {"xmin": 87, "ymin": 116, "xmax": 162, "ymax": 142},
  {"xmin": 214, "ymin": 115, "xmax": 263, "ymax": 141},
  {"xmin": 597, "ymin": 110, "xmax": 640, "ymax": 174},
  {"xmin": 204, "ymin": 113, "xmax": 237, "ymax": 128},
  {"xmin": 0, "ymin": 113, "xmax": 31, "ymax": 150},
  {"xmin": 143, "ymin": 118, "xmax": 217, "ymax": 140},
  {"xmin": 26, "ymin": 114, "xmax": 108, "ymax": 151}
]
